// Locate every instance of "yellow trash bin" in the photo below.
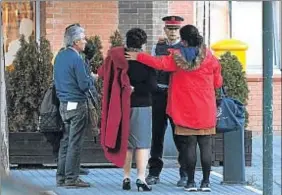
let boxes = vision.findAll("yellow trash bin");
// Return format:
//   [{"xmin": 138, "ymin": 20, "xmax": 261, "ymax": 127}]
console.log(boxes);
[{"xmin": 211, "ymin": 39, "xmax": 248, "ymax": 72}]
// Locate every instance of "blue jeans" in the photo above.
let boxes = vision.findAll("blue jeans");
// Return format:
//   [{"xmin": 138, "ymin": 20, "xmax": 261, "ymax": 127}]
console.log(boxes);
[{"xmin": 56, "ymin": 101, "xmax": 88, "ymax": 184}]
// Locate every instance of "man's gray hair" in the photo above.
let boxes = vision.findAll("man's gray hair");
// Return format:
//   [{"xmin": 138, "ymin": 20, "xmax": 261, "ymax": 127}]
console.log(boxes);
[{"xmin": 64, "ymin": 25, "xmax": 85, "ymax": 47}]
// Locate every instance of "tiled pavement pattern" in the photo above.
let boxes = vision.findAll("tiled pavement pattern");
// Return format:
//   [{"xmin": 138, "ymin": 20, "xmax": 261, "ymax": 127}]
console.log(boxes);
[
  {"xmin": 213, "ymin": 135, "xmax": 281, "ymax": 195},
  {"xmin": 6, "ymin": 168, "xmax": 261, "ymax": 195},
  {"xmin": 4, "ymin": 135, "xmax": 280, "ymax": 195}
]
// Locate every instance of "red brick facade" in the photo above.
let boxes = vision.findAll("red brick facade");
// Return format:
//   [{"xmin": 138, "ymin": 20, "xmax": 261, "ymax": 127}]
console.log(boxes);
[
  {"xmin": 168, "ymin": 1, "xmax": 194, "ymax": 24},
  {"xmin": 45, "ymin": 1, "xmax": 118, "ymax": 54},
  {"xmin": 45, "ymin": 1, "xmax": 194, "ymax": 55},
  {"xmin": 247, "ymin": 75, "xmax": 281, "ymax": 133}
]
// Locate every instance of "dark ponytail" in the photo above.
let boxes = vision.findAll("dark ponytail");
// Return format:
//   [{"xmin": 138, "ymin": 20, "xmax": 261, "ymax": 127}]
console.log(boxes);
[{"xmin": 180, "ymin": 25, "xmax": 203, "ymax": 47}]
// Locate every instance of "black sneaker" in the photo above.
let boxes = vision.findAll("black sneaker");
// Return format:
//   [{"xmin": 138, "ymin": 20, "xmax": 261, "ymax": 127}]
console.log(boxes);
[
  {"xmin": 65, "ymin": 178, "xmax": 91, "ymax": 188},
  {"xmin": 184, "ymin": 182, "xmax": 197, "ymax": 192},
  {"xmin": 145, "ymin": 175, "xmax": 160, "ymax": 185},
  {"xmin": 177, "ymin": 177, "xmax": 188, "ymax": 187},
  {"xmin": 199, "ymin": 181, "xmax": 211, "ymax": 192}
]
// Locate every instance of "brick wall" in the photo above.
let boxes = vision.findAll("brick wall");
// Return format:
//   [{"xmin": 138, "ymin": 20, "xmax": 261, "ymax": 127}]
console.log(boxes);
[
  {"xmin": 45, "ymin": 1, "xmax": 194, "ymax": 55},
  {"xmin": 168, "ymin": 1, "xmax": 194, "ymax": 25},
  {"xmin": 151, "ymin": 1, "xmax": 169, "ymax": 49},
  {"xmin": 150, "ymin": 1, "xmax": 194, "ymax": 47},
  {"xmin": 118, "ymin": 1, "xmax": 194, "ymax": 52},
  {"xmin": 45, "ymin": 1, "xmax": 118, "ymax": 55},
  {"xmin": 150, "ymin": 1, "xmax": 194, "ymax": 49},
  {"xmin": 247, "ymin": 75, "xmax": 281, "ymax": 133},
  {"xmin": 118, "ymin": 1, "xmax": 155, "ymax": 51}
]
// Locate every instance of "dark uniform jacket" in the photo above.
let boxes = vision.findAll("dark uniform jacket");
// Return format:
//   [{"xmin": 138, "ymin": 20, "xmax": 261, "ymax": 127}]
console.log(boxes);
[{"xmin": 153, "ymin": 41, "xmax": 182, "ymax": 89}]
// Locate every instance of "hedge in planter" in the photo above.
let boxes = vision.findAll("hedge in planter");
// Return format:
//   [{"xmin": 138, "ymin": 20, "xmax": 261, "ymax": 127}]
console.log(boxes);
[
  {"xmin": 6, "ymin": 36, "xmax": 53, "ymax": 132},
  {"xmin": 88, "ymin": 35, "xmax": 104, "ymax": 74},
  {"xmin": 86, "ymin": 36, "xmax": 104, "ymax": 126},
  {"xmin": 109, "ymin": 30, "xmax": 123, "ymax": 48}
]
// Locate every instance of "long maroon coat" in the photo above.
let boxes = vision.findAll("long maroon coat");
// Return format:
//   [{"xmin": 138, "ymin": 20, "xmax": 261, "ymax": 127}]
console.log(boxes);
[{"xmin": 98, "ymin": 47, "xmax": 131, "ymax": 167}]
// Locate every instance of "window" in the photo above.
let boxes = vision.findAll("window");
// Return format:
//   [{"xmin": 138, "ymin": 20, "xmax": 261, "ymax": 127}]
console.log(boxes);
[
  {"xmin": 196, "ymin": 1, "xmax": 280, "ymax": 73},
  {"xmin": 232, "ymin": 1, "xmax": 281, "ymax": 73},
  {"xmin": 2, "ymin": 2, "xmax": 35, "ymax": 67},
  {"xmin": 232, "ymin": 2, "xmax": 263, "ymax": 72}
]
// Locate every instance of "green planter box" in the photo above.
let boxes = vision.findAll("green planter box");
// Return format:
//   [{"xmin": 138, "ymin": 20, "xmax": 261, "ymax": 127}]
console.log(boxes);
[
  {"xmin": 211, "ymin": 130, "xmax": 252, "ymax": 166},
  {"xmin": 9, "ymin": 131, "xmax": 110, "ymax": 166}
]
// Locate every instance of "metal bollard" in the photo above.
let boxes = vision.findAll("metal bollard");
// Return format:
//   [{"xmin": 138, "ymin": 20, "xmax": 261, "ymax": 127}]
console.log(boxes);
[{"xmin": 222, "ymin": 126, "xmax": 246, "ymax": 184}]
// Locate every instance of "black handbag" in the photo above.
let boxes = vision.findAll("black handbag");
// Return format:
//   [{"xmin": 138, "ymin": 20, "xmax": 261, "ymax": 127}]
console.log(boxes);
[
  {"xmin": 216, "ymin": 87, "xmax": 245, "ymax": 133},
  {"xmin": 38, "ymin": 84, "xmax": 63, "ymax": 132}
]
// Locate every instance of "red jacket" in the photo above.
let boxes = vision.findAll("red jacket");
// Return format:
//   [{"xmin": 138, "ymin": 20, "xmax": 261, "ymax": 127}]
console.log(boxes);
[
  {"xmin": 98, "ymin": 47, "xmax": 131, "ymax": 167},
  {"xmin": 136, "ymin": 48, "xmax": 223, "ymax": 129}
]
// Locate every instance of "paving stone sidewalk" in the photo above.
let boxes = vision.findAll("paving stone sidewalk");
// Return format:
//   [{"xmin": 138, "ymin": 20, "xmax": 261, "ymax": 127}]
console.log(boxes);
[
  {"xmin": 4, "ymin": 168, "xmax": 261, "ymax": 195},
  {"xmin": 213, "ymin": 135, "xmax": 281, "ymax": 195}
]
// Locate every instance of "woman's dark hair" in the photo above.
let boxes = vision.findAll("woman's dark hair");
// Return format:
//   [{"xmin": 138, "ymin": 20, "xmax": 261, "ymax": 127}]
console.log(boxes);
[
  {"xmin": 126, "ymin": 28, "xmax": 147, "ymax": 49},
  {"xmin": 180, "ymin": 25, "xmax": 203, "ymax": 47}
]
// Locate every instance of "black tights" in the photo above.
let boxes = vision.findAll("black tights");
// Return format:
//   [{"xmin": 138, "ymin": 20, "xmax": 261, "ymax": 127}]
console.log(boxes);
[{"xmin": 176, "ymin": 135, "xmax": 212, "ymax": 183}]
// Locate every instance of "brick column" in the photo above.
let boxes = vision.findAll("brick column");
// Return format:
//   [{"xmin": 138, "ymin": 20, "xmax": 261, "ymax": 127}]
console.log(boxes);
[
  {"xmin": 118, "ymin": 1, "xmax": 170, "ymax": 52},
  {"xmin": 118, "ymin": 1, "xmax": 154, "ymax": 51},
  {"xmin": 118, "ymin": 1, "xmax": 194, "ymax": 52}
]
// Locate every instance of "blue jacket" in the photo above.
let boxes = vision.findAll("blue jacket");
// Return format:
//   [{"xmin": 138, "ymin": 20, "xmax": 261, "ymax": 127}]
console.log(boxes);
[{"xmin": 54, "ymin": 48, "xmax": 95, "ymax": 102}]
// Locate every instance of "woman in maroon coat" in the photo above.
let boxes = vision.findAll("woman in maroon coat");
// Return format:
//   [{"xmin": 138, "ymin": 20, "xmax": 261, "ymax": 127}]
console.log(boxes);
[
  {"xmin": 99, "ymin": 28, "xmax": 156, "ymax": 192},
  {"xmin": 125, "ymin": 25, "xmax": 223, "ymax": 192}
]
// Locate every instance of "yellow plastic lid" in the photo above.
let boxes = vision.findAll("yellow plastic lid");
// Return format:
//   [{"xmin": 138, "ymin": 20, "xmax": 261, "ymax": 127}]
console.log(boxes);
[{"xmin": 211, "ymin": 39, "xmax": 248, "ymax": 51}]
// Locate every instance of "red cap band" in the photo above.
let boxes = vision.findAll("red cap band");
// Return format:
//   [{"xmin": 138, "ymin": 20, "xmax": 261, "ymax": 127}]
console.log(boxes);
[{"xmin": 165, "ymin": 21, "xmax": 182, "ymax": 25}]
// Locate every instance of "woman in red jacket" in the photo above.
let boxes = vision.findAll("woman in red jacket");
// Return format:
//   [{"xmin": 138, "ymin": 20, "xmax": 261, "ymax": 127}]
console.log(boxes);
[{"xmin": 125, "ymin": 25, "xmax": 223, "ymax": 192}]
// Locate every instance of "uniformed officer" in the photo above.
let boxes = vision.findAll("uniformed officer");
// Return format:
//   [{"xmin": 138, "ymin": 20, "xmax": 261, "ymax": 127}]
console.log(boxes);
[{"xmin": 146, "ymin": 16, "xmax": 188, "ymax": 187}]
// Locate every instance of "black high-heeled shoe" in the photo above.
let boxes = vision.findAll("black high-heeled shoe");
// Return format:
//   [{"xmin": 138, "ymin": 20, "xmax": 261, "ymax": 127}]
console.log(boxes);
[
  {"xmin": 136, "ymin": 179, "xmax": 152, "ymax": 192},
  {"xmin": 122, "ymin": 178, "xmax": 131, "ymax": 190}
]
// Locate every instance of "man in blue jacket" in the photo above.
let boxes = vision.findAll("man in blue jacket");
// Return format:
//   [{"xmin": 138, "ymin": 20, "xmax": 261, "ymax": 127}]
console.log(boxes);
[{"xmin": 54, "ymin": 25, "xmax": 95, "ymax": 188}]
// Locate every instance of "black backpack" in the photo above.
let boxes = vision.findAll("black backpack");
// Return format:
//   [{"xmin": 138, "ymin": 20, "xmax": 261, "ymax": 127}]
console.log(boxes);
[{"xmin": 38, "ymin": 84, "xmax": 63, "ymax": 132}]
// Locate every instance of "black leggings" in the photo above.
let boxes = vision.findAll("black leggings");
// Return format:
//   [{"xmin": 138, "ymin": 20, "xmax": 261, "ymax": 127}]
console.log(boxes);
[{"xmin": 176, "ymin": 135, "xmax": 212, "ymax": 183}]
